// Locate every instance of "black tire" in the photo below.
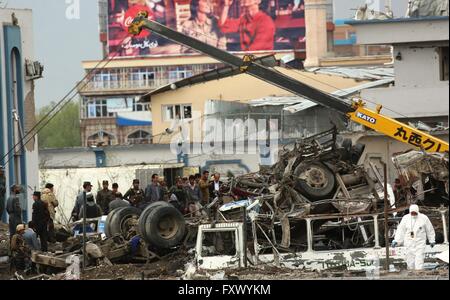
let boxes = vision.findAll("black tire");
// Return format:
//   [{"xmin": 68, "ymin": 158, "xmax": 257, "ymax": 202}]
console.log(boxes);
[
  {"xmin": 104, "ymin": 207, "xmax": 126, "ymax": 238},
  {"xmin": 143, "ymin": 205, "xmax": 186, "ymax": 249},
  {"xmin": 294, "ymin": 162, "xmax": 336, "ymax": 200},
  {"xmin": 138, "ymin": 201, "xmax": 171, "ymax": 237},
  {"xmin": 105, "ymin": 207, "xmax": 141, "ymax": 238}
]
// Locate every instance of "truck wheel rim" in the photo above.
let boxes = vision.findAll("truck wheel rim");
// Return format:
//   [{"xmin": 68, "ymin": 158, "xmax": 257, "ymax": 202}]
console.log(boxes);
[
  {"xmin": 301, "ymin": 166, "xmax": 328, "ymax": 188},
  {"xmin": 157, "ymin": 215, "xmax": 179, "ymax": 239}
]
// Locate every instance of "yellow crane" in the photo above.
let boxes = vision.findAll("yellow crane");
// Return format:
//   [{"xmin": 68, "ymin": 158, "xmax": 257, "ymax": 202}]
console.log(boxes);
[{"xmin": 129, "ymin": 12, "xmax": 448, "ymax": 153}]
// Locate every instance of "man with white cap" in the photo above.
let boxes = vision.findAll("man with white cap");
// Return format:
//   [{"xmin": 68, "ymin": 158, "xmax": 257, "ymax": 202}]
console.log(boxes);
[{"xmin": 392, "ymin": 204, "xmax": 436, "ymax": 270}]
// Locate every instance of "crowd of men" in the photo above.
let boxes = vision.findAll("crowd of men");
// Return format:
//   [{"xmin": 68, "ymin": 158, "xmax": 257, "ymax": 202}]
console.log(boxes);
[
  {"xmin": 70, "ymin": 170, "xmax": 225, "ymax": 221},
  {"xmin": 3, "ymin": 180, "xmax": 59, "ymax": 273}
]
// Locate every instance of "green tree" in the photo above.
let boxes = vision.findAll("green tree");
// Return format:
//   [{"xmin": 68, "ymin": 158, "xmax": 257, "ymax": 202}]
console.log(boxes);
[{"xmin": 37, "ymin": 100, "xmax": 81, "ymax": 149}]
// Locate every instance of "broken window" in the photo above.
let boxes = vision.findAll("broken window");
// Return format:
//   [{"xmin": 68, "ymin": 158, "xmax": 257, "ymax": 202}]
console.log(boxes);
[
  {"xmin": 439, "ymin": 46, "xmax": 449, "ymax": 81},
  {"xmin": 201, "ymin": 231, "xmax": 237, "ymax": 257},
  {"xmin": 162, "ymin": 104, "xmax": 192, "ymax": 121}
]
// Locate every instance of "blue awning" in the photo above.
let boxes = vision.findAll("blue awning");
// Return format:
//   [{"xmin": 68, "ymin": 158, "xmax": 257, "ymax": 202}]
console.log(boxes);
[{"xmin": 116, "ymin": 116, "xmax": 152, "ymax": 127}]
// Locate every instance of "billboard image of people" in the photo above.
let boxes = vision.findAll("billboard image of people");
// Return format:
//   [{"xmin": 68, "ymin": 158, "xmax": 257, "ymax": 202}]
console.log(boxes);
[{"xmin": 108, "ymin": 0, "xmax": 306, "ymax": 57}]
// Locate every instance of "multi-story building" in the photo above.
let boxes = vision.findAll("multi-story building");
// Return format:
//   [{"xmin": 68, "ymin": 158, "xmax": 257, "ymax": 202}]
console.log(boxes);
[
  {"xmin": 1, "ymin": 8, "xmax": 43, "ymax": 222},
  {"xmin": 78, "ymin": 56, "xmax": 221, "ymax": 147},
  {"xmin": 79, "ymin": 0, "xmax": 341, "ymax": 147}
]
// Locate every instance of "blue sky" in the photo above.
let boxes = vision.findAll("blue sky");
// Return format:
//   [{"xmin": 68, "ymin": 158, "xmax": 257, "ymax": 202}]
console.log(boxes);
[{"xmin": 6, "ymin": 0, "xmax": 102, "ymax": 109}]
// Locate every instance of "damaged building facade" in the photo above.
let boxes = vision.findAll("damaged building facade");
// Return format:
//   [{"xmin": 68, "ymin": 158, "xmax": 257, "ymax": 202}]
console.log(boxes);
[{"xmin": 0, "ymin": 8, "xmax": 42, "ymax": 222}]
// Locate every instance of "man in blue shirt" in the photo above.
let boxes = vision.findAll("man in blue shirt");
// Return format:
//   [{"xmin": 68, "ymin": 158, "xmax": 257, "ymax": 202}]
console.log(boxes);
[{"xmin": 23, "ymin": 221, "xmax": 41, "ymax": 251}]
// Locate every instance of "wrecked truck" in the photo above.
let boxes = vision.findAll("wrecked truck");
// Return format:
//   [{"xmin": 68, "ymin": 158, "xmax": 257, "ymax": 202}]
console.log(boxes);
[
  {"xmin": 31, "ymin": 130, "xmax": 449, "ymax": 275},
  {"xmin": 192, "ymin": 132, "xmax": 449, "ymax": 272}
]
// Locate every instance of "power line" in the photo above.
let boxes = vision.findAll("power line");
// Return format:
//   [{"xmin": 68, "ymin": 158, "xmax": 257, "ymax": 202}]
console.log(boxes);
[{"xmin": 1, "ymin": 35, "xmax": 131, "ymax": 168}]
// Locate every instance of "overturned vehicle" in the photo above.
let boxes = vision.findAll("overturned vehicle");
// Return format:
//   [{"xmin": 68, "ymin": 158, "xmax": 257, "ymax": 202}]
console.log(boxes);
[
  {"xmin": 193, "ymin": 129, "xmax": 449, "ymax": 271},
  {"xmin": 31, "ymin": 129, "xmax": 448, "ymax": 275}
]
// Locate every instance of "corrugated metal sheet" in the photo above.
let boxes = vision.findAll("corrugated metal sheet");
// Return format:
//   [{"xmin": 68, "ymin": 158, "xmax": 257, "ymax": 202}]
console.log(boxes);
[
  {"xmin": 247, "ymin": 78, "xmax": 393, "ymax": 113},
  {"xmin": 248, "ymin": 96, "xmax": 304, "ymax": 107},
  {"xmin": 306, "ymin": 66, "xmax": 394, "ymax": 81}
]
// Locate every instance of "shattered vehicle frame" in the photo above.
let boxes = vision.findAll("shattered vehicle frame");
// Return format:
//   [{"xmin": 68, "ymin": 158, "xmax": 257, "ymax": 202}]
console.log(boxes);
[
  {"xmin": 195, "ymin": 208, "xmax": 449, "ymax": 271},
  {"xmin": 193, "ymin": 130, "xmax": 449, "ymax": 272}
]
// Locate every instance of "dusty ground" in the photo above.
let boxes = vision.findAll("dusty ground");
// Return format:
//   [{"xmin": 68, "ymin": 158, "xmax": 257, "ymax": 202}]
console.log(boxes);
[
  {"xmin": 1, "ymin": 221, "xmax": 447, "ymax": 281},
  {"xmin": 78, "ymin": 265, "xmax": 448, "ymax": 280},
  {"xmin": 81, "ymin": 251, "xmax": 191, "ymax": 280}
]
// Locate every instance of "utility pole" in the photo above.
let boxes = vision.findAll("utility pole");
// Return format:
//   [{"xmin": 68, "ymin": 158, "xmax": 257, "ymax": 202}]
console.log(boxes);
[
  {"xmin": 382, "ymin": 162, "xmax": 390, "ymax": 271},
  {"xmin": 82, "ymin": 191, "xmax": 87, "ymax": 271}
]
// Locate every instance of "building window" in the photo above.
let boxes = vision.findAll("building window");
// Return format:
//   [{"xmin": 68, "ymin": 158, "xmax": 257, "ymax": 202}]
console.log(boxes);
[
  {"xmin": 132, "ymin": 99, "xmax": 150, "ymax": 112},
  {"xmin": 127, "ymin": 130, "xmax": 152, "ymax": 144},
  {"xmin": 168, "ymin": 66, "xmax": 193, "ymax": 81},
  {"xmin": 87, "ymin": 131, "xmax": 115, "ymax": 147},
  {"xmin": 85, "ymin": 99, "xmax": 115, "ymax": 118},
  {"xmin": 91, "ymin": 69, "xmax": 120, "ymax": 89},
  {"xmin": 439, "ymin": 47, "xmax": 449, "ymax": 81},
  {"xmin": 129, "ymin": 68, "xmax": 156, "ymax": 87},
  {"xmin": 83, "ymin": 97, "xmax": 150, "ymax": 118},
  {"xmin": 162, "ymin": 104, "xmax": 192, "ymax": 121}
]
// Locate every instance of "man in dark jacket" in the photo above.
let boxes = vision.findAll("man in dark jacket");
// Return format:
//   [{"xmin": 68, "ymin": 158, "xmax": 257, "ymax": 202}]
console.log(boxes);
[
  {"xmin": 71, "ymin": 182, "xmax": 93, "ymax": 221},
  {"xmin": 169, "ymin": 178, "xmax": 189, "ymax": 213},
  {"xmin": 124, "ymin": 179, "xmax": 145, "ymax": 208},
  {"xmin": 79, "ymin": 193, "xmax": 102, "ymax": 219},
  {"xmin": 144, "ymin": 174, "xmax": 164, "ymax": 207},
  {"xmin": 112, "ymin": 183, "xmax": 121, "ymax": 198},
  {"xmin": 31, "ymin": 191, "xmax": 49, "ymax": 252},
  {"xmin": 209, "ymin": 173, "xmax": 224, "ymax": 198},
  {"xmin": 6, "ymin": 185, "xmax": 22, "ymax": 238},
  {"xmin": 185, "ymin": 175, "xmax": 202, "ymax": 216},
  {"xmin": 96, "ymin": 180, "xmax": 114, "ymax": 215}
]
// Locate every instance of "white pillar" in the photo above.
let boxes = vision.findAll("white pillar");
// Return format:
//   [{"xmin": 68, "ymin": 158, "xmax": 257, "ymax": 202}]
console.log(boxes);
[{"xmin": 304, "ymin": 0, "xmax": 328, "ymax": 68}]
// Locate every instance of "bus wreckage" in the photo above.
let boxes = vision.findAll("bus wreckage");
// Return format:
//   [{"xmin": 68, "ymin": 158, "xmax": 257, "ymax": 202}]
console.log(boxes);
[{"xmin": 27, "ymin": 129, "xmax": 448, "ymax": 276}]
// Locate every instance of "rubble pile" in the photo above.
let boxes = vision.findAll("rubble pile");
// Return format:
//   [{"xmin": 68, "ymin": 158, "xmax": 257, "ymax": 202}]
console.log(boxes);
[
  {"xmin": 0, "ymin": 223, "xmax": 10, "ymax": 280},
  {"xmin": 2, "ymin": 129, "xmax": 449, "ymax": 280}
]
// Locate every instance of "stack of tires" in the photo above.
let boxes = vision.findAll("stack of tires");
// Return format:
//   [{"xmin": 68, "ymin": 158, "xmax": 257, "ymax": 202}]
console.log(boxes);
[{"xmin": 104, "ymin": 202, "xmax": 186, "ymax": 250}]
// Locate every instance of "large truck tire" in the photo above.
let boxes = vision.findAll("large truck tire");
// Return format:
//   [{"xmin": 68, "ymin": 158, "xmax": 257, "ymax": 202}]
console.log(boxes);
[
  {"xmin": 294, "ymin": 162, "xmax": 336, "ymax": 200},
  {"xmin": 104, "ymin": 207, "xmax": 123, "ymax": 237},
  {"xmin": 142, "ymin": 205, "xmax": 186, "ymax": 249},
  {"xmin": 105, "ymin": 207, "xmax": 141, "ymax": 238},
  {"xmin": 138, "ymin": 201, "xmax": 172, "ymax": 236}
]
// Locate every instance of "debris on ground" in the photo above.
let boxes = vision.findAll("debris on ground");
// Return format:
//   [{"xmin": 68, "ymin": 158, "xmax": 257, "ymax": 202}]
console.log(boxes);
[{"xmin": 1, "ymin": 129, "xmax": 448, "ymax": 280}]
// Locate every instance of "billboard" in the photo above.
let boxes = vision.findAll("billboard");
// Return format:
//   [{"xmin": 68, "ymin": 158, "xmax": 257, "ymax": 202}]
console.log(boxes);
[{"xmin": 107, "ymin": 0, "xmax": 306, "ymax": 57}]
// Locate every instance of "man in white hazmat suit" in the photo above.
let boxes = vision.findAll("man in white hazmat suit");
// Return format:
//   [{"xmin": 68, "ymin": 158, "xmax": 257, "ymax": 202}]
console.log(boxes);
[{"xmin": 392, "ymin": 204, "xmax": 436, "ymax": 270}]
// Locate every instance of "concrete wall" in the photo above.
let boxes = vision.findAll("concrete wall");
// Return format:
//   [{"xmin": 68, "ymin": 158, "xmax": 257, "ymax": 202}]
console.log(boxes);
[
  {"xmin": 394, "ymin": 44, "xmax": 447, "ymax": 87},
  {"xmin": 353, "ymin": 18, "xmax": 449, "ymax": 119},
  {"xmin": 39, "ymin": 165, "xmax": 179, "ymax": 224},
  {"xmin": 361, "ymin": 84, "xmax": 449, "ymax": 118},
  {"xmin": 1, "ymin": 9, "xmax": 39, "ymax": 222},
  {"xmin": 351, "ymin": 17, "xmax": 449, "ymax": 45},
  {"xmin": 40, "ymin": 144, "xmax": 263, "ymax": 175},
  {"xmin": 348, "ymin": 132, "xmax": 450, "ymax": 184}
]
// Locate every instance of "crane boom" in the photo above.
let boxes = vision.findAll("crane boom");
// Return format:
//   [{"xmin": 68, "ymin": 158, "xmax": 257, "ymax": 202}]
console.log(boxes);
[{"xmin": 129, "ymin": 14, "xmax": 448, "ymax": 153}]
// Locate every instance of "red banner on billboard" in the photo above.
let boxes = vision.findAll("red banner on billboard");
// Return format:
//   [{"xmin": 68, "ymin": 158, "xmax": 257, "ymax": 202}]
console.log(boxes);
[{"xmin": 108, "ymin": 0, "xmax": 305, "ymax": 57}]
